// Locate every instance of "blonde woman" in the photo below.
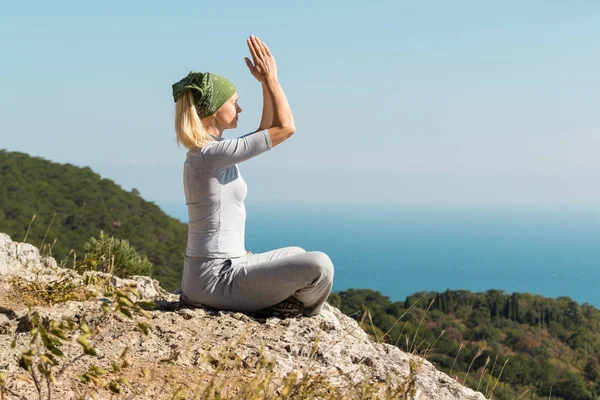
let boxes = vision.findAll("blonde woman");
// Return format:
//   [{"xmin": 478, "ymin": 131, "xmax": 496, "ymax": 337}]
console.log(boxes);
[{"xmin": 172, "ymin": 35, "xmax": 334, "ymax": 318}]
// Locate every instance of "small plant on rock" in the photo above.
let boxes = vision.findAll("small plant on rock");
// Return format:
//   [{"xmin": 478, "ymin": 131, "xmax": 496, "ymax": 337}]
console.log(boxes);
[{"xmin": 82, "ymin": 231, "xmax": 153, "ymax": 278}]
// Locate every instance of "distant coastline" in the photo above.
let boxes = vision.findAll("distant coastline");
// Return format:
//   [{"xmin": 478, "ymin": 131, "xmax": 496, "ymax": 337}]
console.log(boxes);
[{"xmin": 159, "ymin": 201, "xmax": 600, "ymax": 308}]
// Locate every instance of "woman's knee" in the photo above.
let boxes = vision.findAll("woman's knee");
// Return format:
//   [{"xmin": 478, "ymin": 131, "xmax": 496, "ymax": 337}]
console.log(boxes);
[
  {"xmin": 308, "ymin": 251, "xmax": 334, "ymax": 282},
  {"xmin": 289, "ymin": 246, "xmax": 306, "ymax": 254}
]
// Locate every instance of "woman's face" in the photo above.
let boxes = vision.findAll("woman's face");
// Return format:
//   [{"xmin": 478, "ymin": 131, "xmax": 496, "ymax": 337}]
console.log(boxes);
[{"xmin": 214, "ymin": 92, "xmax": 242, "ymax": 131}]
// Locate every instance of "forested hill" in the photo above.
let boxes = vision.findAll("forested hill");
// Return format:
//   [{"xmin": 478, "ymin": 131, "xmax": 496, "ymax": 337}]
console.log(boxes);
[
  {"xmin": 0, "ymin": 149, "xmax": 186, "ymax": 290},
  {"xmin": 329, "ymin": 289, "xmax": 600, "ymax": 400}
]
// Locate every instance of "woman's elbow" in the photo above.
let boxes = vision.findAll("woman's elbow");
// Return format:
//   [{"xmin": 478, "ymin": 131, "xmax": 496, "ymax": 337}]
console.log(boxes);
[
  {"xmin": 285, "ymin": 124, "xmax": 296, "ymax": 137},
  {"xmin": 276, "ymin": 123, "xmax": 295, "ymax": 137},
  {"xmin": 284, "ymin": 118, "xmax": 296, "ymax": 135}
]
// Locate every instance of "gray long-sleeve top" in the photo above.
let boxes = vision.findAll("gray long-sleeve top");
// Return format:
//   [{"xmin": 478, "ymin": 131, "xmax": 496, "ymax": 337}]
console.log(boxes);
[{"xmin": 183, "ymin": 129, "xmax": 272, "ymax": 258}]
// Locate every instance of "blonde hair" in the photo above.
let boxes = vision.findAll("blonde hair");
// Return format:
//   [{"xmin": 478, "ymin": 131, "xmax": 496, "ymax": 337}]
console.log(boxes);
[{"xmin": 174, "ymin": 91, "xmax": 215, "ymax": 151}]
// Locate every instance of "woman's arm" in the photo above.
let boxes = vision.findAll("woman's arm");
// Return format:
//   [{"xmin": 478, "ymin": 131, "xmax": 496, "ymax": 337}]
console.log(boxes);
[
  {"xmin": 257, "ymin": 81, "xmax": 273, "ymax": 131},
  {"xmin": 263, "ymin": 75, "xmax": 295, "ymax": 147},
  {"xmin": 246, "ymin": 35, "xmax": 295, "ymax": 147},
  {"xmin": 200, "ymin": 130, "xmax": 272, "ymax": 169}
]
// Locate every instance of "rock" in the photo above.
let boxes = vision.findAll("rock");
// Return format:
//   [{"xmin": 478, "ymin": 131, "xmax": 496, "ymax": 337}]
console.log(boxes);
[
  {"xmin": 0, "ymin": 232, "xmax": 60, "ymax": 281},
  {"xmin": 0, "ymin": 232, "xmax": 486, "ymax": 399}
]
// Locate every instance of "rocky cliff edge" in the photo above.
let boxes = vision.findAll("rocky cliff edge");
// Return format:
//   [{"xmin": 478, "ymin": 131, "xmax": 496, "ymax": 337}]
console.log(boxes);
[{"xmin": 0, "ymin": 232, "xmax": 486, "ymax": 400}]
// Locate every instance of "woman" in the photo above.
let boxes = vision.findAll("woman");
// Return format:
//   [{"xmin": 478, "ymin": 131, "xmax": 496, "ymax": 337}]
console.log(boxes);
[{"xmin": 172, "ymin": 35, "xmax": 334, "ymax": 317}]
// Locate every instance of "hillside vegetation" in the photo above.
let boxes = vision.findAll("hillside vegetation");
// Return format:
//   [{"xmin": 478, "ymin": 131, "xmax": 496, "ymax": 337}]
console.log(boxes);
[
  {"xmin": 329, "ymin": 288, "xmax": 600, "ymax": 400},
  {"xmin": 0, "ymin": 150, "xmax": 186, "ymax": 290}
]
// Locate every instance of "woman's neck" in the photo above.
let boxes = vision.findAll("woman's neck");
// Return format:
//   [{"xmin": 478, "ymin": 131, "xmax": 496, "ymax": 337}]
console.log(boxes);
[{"xmin": 201, "ymin": 117, "xmax": 223, "ymax": 137}]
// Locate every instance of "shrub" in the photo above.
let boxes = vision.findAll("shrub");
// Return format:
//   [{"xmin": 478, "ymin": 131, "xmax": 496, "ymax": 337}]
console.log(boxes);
[{"xmin": 82, "ymin": 231, "xmax": 153, "ymax": 278}]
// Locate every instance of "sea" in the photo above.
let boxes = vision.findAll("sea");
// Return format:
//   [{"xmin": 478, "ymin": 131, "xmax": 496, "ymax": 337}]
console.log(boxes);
[{"xmin": 158, "ymin": 202, "xmax": 600, "ymax": 309}]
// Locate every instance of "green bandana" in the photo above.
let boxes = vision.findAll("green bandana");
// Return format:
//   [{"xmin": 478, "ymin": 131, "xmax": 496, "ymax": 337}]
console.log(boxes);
[{"xmin": 172, "ymin": 71, "xmax": 236, "ymax": 118}]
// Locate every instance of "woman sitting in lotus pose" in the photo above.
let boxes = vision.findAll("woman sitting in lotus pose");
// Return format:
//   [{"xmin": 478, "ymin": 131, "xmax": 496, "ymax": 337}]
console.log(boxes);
[{"xmin": 172, "ymin": 35, "xmax": 334, "ymax": 318}]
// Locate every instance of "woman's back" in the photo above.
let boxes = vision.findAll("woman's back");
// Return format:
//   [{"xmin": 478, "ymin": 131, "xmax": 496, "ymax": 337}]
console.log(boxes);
[{"xmin": 184, "ymin": 130, "xmax": 272, "ymax": 259}]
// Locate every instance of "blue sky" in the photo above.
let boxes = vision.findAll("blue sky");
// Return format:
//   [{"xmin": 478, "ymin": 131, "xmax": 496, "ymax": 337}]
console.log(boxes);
[{"xmin": 1, "ymin": 1, "xmax": 599, "ymax": 207}]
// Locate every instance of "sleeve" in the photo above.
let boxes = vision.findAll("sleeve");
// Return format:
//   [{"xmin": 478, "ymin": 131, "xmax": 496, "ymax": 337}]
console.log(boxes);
[{"xmin": 200, "ymin": 129, "xmax": 272, "ymax": 169}]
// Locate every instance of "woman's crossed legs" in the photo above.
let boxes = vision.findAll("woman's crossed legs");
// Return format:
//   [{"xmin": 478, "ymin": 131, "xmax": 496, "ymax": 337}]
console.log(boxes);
[{"xmin": 181, "ymin": 247, "xmax": 334, "ymax": 316}]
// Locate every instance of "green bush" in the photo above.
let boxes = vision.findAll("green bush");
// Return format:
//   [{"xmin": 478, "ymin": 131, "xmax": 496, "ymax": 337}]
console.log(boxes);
[{"xmin": 83, "ymin": 231, "xmax": 153, "ymax": 278}]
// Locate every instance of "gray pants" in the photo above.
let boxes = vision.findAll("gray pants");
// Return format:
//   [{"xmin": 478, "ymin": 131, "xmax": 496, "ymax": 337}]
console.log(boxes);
[{"xmin": 180, "ymin": 247, "xmax": 334, "ymax": 316}]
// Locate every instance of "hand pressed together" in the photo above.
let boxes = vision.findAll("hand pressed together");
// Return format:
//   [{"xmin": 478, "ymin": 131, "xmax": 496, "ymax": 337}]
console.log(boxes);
[{"xmin": 244, "ymin": 35, "xmax": 277, "ymax": 83}]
